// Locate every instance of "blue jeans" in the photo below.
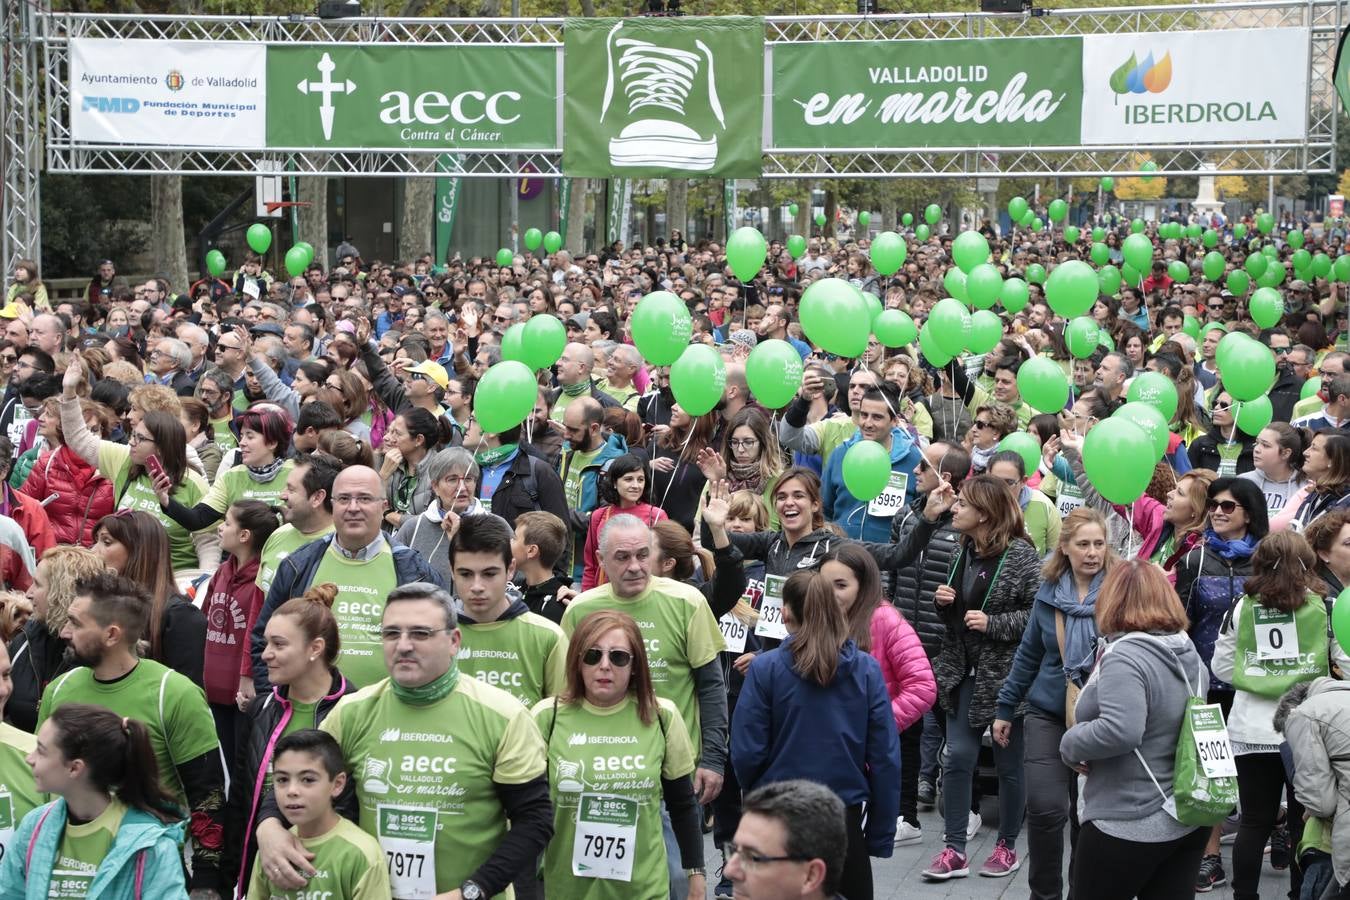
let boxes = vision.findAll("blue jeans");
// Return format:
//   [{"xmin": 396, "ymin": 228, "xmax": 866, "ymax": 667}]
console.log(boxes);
[
  {"xmin": 920, "ymin": 707, "xmax": 943, "ymax": 783},
  {"xmin": 943, "ymin": 675, "xmax": 1026, "ymax": 856}
]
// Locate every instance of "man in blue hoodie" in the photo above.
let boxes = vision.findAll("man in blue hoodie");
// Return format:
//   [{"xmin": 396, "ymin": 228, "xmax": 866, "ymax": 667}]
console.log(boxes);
[
  {"xmin": 557, "ymin": 397, "xmax": 627, "ymax": 580},
  {"xmin": 821, "ymin": 385, "xmax": 923, "ymax": 542}
]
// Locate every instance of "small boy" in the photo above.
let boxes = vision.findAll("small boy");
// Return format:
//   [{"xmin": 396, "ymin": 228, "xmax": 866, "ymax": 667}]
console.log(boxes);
[
  {"xmin": 511, "ymin": 511, "xmax": 572, "ymax": 624},
  {"xmin": 247, "ymin": 730, "xmax": 389, "ymax": 900}
]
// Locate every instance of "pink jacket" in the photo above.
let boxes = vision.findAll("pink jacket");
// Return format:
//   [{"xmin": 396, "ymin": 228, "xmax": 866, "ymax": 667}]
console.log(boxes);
[{"xmin": 868, "ymin": 603, "xmax": 937, "ymax": 732}]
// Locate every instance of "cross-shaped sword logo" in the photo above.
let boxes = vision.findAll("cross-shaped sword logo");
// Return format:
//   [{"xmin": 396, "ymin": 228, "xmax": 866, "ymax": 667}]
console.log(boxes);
[{"xmin": 296, "ymin": 52, "xmax": 355, "ymax": 141}]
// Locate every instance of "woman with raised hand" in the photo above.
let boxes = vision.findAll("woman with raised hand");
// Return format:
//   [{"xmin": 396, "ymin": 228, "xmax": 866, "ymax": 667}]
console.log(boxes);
[
  {"xmin": 694, "ymin": 408, "xmax": 784, "ymax": 530},
  {"xmin": 379, "ymin": 406, "xmax": 453, "ymax": 532}
]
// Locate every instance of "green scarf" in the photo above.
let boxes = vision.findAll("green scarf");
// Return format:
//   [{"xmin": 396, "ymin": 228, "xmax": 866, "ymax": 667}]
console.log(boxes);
[
  {"xmin": 561, "ymin": 381, "xmax": 590, "ymax": 399},
  {"xmin": 476, "ymin": 442, "xmax": 518, "ymax": 469},
  {"xmin": 390, "ymin": 661, "xmax": 460, "ymax": 705}
]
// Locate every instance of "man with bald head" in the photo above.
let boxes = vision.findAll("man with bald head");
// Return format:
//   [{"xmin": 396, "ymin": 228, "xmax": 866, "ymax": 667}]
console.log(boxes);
[
  {"xmin": 249, "ymin": 465, "xmax": 447, "ymax": 689},
  {"xmin": 548, "ymin": 341, "xmax": 620, "ymax": 422},
  {"xmin": 562, "ymin": 514, "xmax": 728, "ymax": 895}
]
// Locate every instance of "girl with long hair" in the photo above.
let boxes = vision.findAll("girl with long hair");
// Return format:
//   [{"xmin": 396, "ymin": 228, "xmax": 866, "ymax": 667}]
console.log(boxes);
[
  {"xmin": 696, "ymin": 408, "xmax": 784, "ymax": 529},
  {"xmin": 582, "ymin": 453, "xmax": 668, "ymax": 590},
  {"xmin": 1240, "ymin": 422, "xmax": 1308, "ymax": 517},
  {"xmin": 1, "ymin": 704, "xmax": 188, "ymax": 897},
  {"xmin": 650, "ymin": 402, "xmax": 717, "ymax": 533}
]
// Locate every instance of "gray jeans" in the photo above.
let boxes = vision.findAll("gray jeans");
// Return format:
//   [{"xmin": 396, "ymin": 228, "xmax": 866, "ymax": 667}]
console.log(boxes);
[{"xmin": 1023, "ymin": 707, "xmax": 1079, "ymax": 900}]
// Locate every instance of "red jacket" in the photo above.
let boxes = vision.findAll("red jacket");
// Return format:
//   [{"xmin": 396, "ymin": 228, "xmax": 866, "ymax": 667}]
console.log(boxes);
[
  {"xmin": 202, "ymin": 555, "xmax": 263, "ymax": 706},
  {"xmin": 19, "ymin": 446, "xmax": 114, "ymax": 547},
  {"xmin": 4, "ymin": 484, "xmax": 54, "ymax": 561},
  {"xmin": 868, "ymin": 602, "xmax": 938, "ymax": 732}
]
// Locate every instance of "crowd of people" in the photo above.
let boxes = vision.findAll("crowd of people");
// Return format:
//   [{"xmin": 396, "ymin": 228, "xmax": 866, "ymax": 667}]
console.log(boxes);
[{"xmin": 0, "ymin": 204, "xmax": 1348, "ymax": 900}]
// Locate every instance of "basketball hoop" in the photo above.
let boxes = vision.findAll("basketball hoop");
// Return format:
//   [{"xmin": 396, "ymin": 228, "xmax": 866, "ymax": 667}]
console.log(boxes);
[{"xmin": 264, "ymin": 201, "xmax": 313, "ymax": 214}]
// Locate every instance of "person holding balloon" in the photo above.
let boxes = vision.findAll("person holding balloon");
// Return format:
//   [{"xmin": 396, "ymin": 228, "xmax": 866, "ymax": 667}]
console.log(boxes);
[
  {"xmin": 820, "ymin": 385, "xmax": 922, "ymax": 543},
  {"xmin": 1187, "ymin": 387, "xmax": 1256, "ymax": 477}
]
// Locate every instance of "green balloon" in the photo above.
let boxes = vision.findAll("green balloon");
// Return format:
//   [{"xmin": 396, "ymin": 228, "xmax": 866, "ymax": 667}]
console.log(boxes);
[
  {"xmin": 1226, "ymin": 270, "xmax": 1250, "ymax": 296},
  {"xmin": 727, "ymin": 227, "xmax": 768, "ymax": 282},
  {"xmin": 928, "ymin": 297, "xmax": 972, "ymax": 357},
  {"xmin": 1202, "ymin": 251, "xmax": 1226, "ymax": 282},
  {"xmin": 1220, "ymin": 335, "xmax": 1277, "ymax": 401},
  {"xmin": 1017, "ymin": 357, "xmax": 1069, "ymax": 413},
  {"xmin": 967, "ymin": 309, "xmax": 1003, "ymax": 354},
  {"xmin": 786, "ymin": 234, "xmax": 807, "ymax": 259},
  {"xmin": 1131, "ymin": 219, "xmax": 1146, "ymax": 234},
  {"xmin": 1257, "ymin": 212, "xmax": 1275, "ymax": 234},
  {"xmin": 966, "ymin": 264, "xmax": 1003, "ymax": 310},
  {"xmin": 1333, "ymin": 587, "xmax": 1350, "ymax": 657},
  {"xmin": 522, "ymin": 314, "xmax": 566, "ymax": 371},
  {"xmin": 1167, "ymin": 260, "xmax": 1190, "ymax": 284},
  {"xmin": 952, "ymin": 231, "xmax": 991, "ymax": 274},
  {"xmin": 1098, "ymin": 265, "xmax": 1121, "ymax": 295},
  {"xmin": 246, "ymin": 223, "xmax": 272, "ymax": 254},
  {"xmin": 670, "ymin": 344, "xmax": 727, "ymax": 417},
  {"xmin": 1303, "ymin": 376, "xmax": 1323, "ymax": 401},
  {"xmin": 997, "ymin": 432, "xmax": 1043, "ymax": 478},
  {"xmin": 1140, "ymin": 160, "xmax": 1158, "ymax": 181},
  {"xmin": 858, "ymin": 211, "xmax": 871, "ymax": 228},
  {"xmin": 1249, "ymin": 287, "xmax": 1284, "ymax": 329},
  {"xmin": 500, "ymin": 322, "xmax": 528, "ymax": 364},
  {"xmin": 1235, "ymin": 395, "xmax": 1274, "ymax": 437},
  {"xmin": 841, "ymin": 440, "xmax": 892, "ymax": 502},
  {"xmin": 902, "ymin": 213, "xmax": 914, "ymax": 227},
  {"xmin": 1008, "ymin": 197, "xmax": 1029, "ymax": 222},
  {"xmin": 1113, "ymin": 401, "xmax": 1170, "ymax": 461},
  {"xmin": 815, "ymin": 212, "xmax": 827, "ymax": 228},
  {"xmin": 284, "ymin": 245, "xmax": 308, "ymax": 278},
  {"xmin": 496, "ymin": 248, "xmax": 514, "ymax": 268},
  {"xmin": 918, "ymin": 323, "xmax": 952, "ymax": 368},
  {"xmin": 1019, "ymin": 209, "xmax": 1036, "ymax": 228},
  {"xmin": 1234, "ymin": 223, "xmax": 1248, "ymax": 240},
  {"xmin": 1314, "ymin": 253, "xmax": 1333, "ymax": 279},
  {"xmin": 631, "ymin": 291, "xmax": 693, "ymax": 365},
  {"xmin": 924, "ymin": 204, "xmax": 942, "ymax": 226},
  {"xmin": 523, "ymin": 228, "xmax": 543, "ymax": 251},
  {"xmin": 1001, "ymin": 278, "xmax": 1029, "ymax": 314},
  {"xmin": 1100, "ymin": 176, "xmax": 1114, "ymax": 192},
  {"xmin": 1031, "ymin": 217, "xmax": 1045, "ymax": 233},
  {"xmin": 873, "ymin": 309, "xmax": 917, "ymax": 348},
  {"xmin": 746, "ymin": 339, "xmax": 805, "ymax": 410},
  {"xmin": 1082, "ymin": 418, "xmax": 1154, "ymax": 504},
  {"xmin": 1121, "ymin": 262, "xmax": 1143, "ymax": 287},
  {"xmin": 205, "ymin": 250, "xmax": 226, "ymax": 278},
  {"xmin": 1336, "ymin": 255, "xmax": 1350, "ymax": 283},
  {"xmin": 1263, "ymin": 244, "xmax": 1280, "ymax": 260},
  {"xmin": 1126, "ymin": 371, "xmax": 1179, "ymax": 422},
  {"xmin": 800, "ymin": 279, "xmax": 869, "ymax": 358},
  {"xmin": 788, "ymin": 203, "xmax": 799, "ymax": 217},
  {"xmin": 292, "ymin": 242, "xmax": 313, "ymax": 268},
  {"xmin": 474, "ymin": 361, "xmax": 537, "ymax": 434},
  {"xmin": 1122, "ymin": 233, "xmax": 1153, "ymax": 273},
  {"xmin": 543, "ymin": 231, "xmax": 563, "ymax": 254},
  {"xmin": 1288, "ymin": 230, "xmax": 1306, "ymax": 249},
  {"xmin": 1186, "ymin": 224, "xmax": 1203, "ymax": 240},
  {"xmin": 869, "ymin": 232, "xmax": 908, "ymax": 276},
  {"xmin": 1090, "ymin": 243, "xmax": 1111, "ymax": 266},
  {"xmin": 1065, "ymin": 316, "xmax": 1101, "ymax": 359},
  {"xmin": 1064, "ymin": 226, "xmax": 1080, "ymax": 244},
  {"xmin": 1091, "ymin": 227, "xmax": 1106, "ymax": 242},
  {"xmin": 1292, "ymin": 248, "xmax": 1313, "ymax": 274},
  {"xmin": 1244, "ymin": 253, "xmax": 1268, "ymax": 279},
  {"xmin": 943, "ymin": 268, "xmax": 968, "ymax": 304},
  {"xmin": 1183, "ymin": 314, "xmax": 1201, "ymax": 341},
  {"xmin": 1048, "ymin": 199, "xmax": 1068, "ymax": 223},
  {"xmin": 1044, "ymin": 260, "xmax": 1098, "ymax": 319},
  {"xmin": 1025, "ymin": 263, "xmax": 1047, "ymax": 285},
  {"xmin": 1203, "ymin": 229, "xmax": 1219, "ymax": 248},
  {"xmin": 1257, "ymin": 263, "xmax": 1286, "ymax": 289},
  {"xmin": 859, "ymin": 288, "xmax": 882, "ymax": 328},
  {"xmin": 915, "ymin": 224, "xmax": 931, "ymax": 242},
  {"xmin": 1098, "ymin": 331, "xmax": 1116, "ymax": 351}
]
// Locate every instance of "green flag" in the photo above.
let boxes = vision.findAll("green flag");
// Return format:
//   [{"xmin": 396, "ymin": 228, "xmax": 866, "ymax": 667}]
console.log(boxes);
[
  {"xmin": 434, "ymin": 155, "xmax": 463, "ymax": 267},
  {"xmin": 558, "ymin": 178, "xmax": 572, "ymax": 244}
]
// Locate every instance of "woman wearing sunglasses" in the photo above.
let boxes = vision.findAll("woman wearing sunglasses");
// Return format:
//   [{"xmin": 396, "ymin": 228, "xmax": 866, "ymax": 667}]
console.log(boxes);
[
  {"xmin": 965, "ymin": 404, "xmax": 1017, "ymax": 475},
  {"xmin": 1186, "ymin": 387, "xmax": 1255, "ymax": 477},
  {"xmin": 532, "ymin": 609, "xmax": 705, "ymax": 900}
]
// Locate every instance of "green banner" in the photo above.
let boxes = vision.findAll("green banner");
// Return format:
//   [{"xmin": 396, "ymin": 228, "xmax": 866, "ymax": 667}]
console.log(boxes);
[
  {"xmin": 267, "ymin": 45, "xmax": 557, "ymax": 150},
  {"xmin": 558, "ymin": 178, "xmax": 572, "ymax": 244},
  {"xmin": 1336, "ymin": 24, "xmax": 1350, "ymax": 117},
  {"xmin": 771, "ymin": 37, "xmax": 1083, "ymax": 149},
  {"xmin": 724, "ymin": 180, "xmax": 736, "ymax": 238},
  {"xmin": 563, "ymin": 16, "xmax": 764, "ymax": 178},
  {"xmin": 434, "ymin": 154, "xmax": 463, "ymax": 267},
  {"xmin": 607, "ymin": 179, "xmax": 629, "ymax": 245}
]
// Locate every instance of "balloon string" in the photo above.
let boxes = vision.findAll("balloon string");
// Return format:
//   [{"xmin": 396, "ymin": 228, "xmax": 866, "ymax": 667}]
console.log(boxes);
[
  {"xmin": 657, "ymin": 425, "xmax": 696, "ymax": 513},
  {"xmin": 1226, "ymin": 402, "xmax": 1240, "ymax": 446},
  {"xmin": 1126, "ymin": 502, "xmax": 1136, "ymax": 559}
]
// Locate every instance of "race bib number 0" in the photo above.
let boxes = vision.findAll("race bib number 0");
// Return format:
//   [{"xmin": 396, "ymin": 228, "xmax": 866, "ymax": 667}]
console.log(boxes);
[
  {"xmin": 867, "ymin": 472, "xmax": 908, "ymax": 518},
  {"xmin": 1190, "ymin": 704, "xmax": 1238, "ymax": 779},
  {"xmin": 718, "ymin": 613, "xmax": 748, "ymax": 654},
  {"xmin": 572, "ymin": 794, "xmax": 638, "ymax": 882},
  {"xmin": 755, "ymin": 575, "xmax": 788, "ymax": 641},
  {"xmin": 1254, "ymin": 606, "xmax": 1299, "ymax": 661},
  {"xmin": 377, "ymin": 804, "xmax": 438, "ymax": 900}
]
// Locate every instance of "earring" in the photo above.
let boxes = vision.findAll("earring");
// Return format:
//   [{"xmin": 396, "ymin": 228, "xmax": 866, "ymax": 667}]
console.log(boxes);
[{"xmin": 309, "ymin": 656, "xmax": 317, "ymax": 662}]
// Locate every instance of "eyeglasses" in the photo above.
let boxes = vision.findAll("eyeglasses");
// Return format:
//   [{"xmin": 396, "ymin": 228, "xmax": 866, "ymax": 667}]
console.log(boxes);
[
  {"xmin": 728, "ymin": 438, "xmax": 759, "ymax": 449},
  {"xmin": 1212, "ymin": 402, "xmax": 1233, "ymax": 413},
  {"xmin": 409, "ymin": 372, "xmax": 430, "ymax": 382},
  {"xmin": 915, "ymin": 458, "xmax": 932, "ymax": 472},
  {"xmin": 493, "ymin": 314, "xmax": 512, "ymax": 323},
  {"xmin": 723, "ymin": 842, "xmax": 810, "ymax": 870},
  {"xmin": 215, "ymin": 343, "xmax": 242, "ymax": 353},
  {"xmin": 333, "ymin": 494, "xmax": 382, "ymax": 507},
  {"xmin": 128, "ymin": 431, "xmax": 155, "ymax": 446},
  {"xmin": 582, "ymin": 647, "xmax": 633, "ymax": 667},
  {"xmin": 972, "ymin": 420, "xmax": 992, "ymax": 430},
  {"xmin": 378, "ymin": 627, "xmax": 451, "ymax": 643},
  {"xmin": 1207, "ymin": 499, "xmax": 1241, "ymax": 514},
  {"xmin": 0, "ymin": 354, "xmax": 16, "ymax": 365}
]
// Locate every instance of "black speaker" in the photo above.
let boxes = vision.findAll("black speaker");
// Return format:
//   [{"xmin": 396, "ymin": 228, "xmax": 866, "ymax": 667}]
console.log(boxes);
[
  {"xmin": 980, "ymin": 0, "xmax": 1025, "ymax": 12},
  {"xmin": 316, "ymin": 0, "xmax": 361, "ymax": 18}
]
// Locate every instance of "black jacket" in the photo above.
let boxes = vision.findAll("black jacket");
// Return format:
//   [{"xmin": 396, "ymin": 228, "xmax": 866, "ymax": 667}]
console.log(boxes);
[
  {"xmin": 486, "ymin": 446, "xmax": 569, "ymax": 531},
  {"xmin": 861, "ymin": 499, "xmax": 959, "ymax": 658},
  {"xmin": 1269, "ymin": 368, "xmax": 1304, "ymax": 423},
  {"xmin": 5, "ymin": 620, "xmax": 74, "ymax": 732},
  {"xmin": 1187, "ymin": 429, "xmax": 1256, "ymax": 475}
]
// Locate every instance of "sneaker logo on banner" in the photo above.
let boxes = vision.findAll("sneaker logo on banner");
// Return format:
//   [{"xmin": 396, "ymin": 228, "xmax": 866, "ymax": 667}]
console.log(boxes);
[{"xmin": 600, "ymin": 21, "xmax": 725, "ymax": 171}]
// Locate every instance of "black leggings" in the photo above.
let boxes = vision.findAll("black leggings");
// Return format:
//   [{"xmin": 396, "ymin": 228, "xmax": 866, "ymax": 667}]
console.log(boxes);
[
  {"xmin": 1233, "ymin": 751, "xmax": 1304, "ymax": 900},
  {"xmin": 1070, "ymin": 822, "xmax": 1208, "ymax": 900},
  {"xmin": 899, "ymin": 719, "xmax": 922, "ymax": 827},
  {"xmin": 839, "ymin": 804, "xmax": 872, "ymax": 900}
]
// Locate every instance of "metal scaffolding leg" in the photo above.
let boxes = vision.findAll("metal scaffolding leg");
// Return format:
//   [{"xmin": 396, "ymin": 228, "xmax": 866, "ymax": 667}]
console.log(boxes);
[{"xmin": 1, "ymin": 0, "xmax": 40, "ymax": 275}]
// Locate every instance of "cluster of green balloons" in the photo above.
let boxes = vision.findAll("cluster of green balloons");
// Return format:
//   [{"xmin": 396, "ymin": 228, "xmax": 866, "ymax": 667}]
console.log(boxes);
[
  {"xmin": 500, "ymin": 314, "xmax": 566, "ymax": 372},
  {"xmin": 631, "ymin": 291, "xmax": 693, "ymax": 365},
  {"xmin": 284, "ymin": 242, "xmax": 315, "ymax": 277},
  {"xmin": 205, "ymin": 249, "xmax": 227, "ymax": 278}
]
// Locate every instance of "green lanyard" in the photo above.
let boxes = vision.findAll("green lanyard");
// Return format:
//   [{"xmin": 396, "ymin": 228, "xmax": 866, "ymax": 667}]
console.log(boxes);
[{"xmin": 947, "ymin": 543, "xmax": 1009, "ymax": 612}]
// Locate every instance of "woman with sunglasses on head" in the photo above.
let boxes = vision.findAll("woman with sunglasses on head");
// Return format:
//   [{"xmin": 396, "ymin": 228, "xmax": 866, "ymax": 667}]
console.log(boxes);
[
  {"xmin": 532, "ymin": 609, "xmax": 705, "ymax": 900},
  {"xmin": 1187, "ymin": 385, "xmax": 1255, "ymax": 477},
  {"xmin": 1272, "ymin": 429, "xmax": 1350, "ymax": 533}
]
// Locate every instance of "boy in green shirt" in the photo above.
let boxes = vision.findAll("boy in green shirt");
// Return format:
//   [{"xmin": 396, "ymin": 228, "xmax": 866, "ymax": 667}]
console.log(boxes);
[{"xmin": 247, "ymin": 729, "xmax": 390, "ymax": 900}]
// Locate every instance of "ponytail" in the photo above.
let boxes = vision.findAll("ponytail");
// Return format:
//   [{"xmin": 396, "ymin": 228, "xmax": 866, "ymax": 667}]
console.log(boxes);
[
  {"xmin": 229, "ymin": 499, "xmax": 282, "ymax": 555},
  {"xmin": 781, "ymin": 571, "xmax": 847, "ymax": 686},
  {"xmin": 49, "ymin": 704, "xmax": 180, "ymax": 822},
  {"xmin": 272, "ymin": 582, "xmax": 341, "ymax": 666}
]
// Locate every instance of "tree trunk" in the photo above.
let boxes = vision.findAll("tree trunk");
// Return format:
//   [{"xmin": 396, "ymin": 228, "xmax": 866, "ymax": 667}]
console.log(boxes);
[
  {"xmin": 400, "ymin": 161, "xmax": 436, "ymax": 261},
  {"xmin": 666, "ymin": 179, "xmax": 688, "ymax": 246},
  {"xmin": 565, "ymin": 177, "xmax": 588, "ymax": 255},
  {"xmin": 150, "ymin": 163, "xmax": 189, "ymax": 292},
  {"xmin": 297, "ymin": 174, "xmax": 329, "ymax": 268},
  {"xmin": 823, "ymin": 189, "xmax": 837, "ymax": 243}
]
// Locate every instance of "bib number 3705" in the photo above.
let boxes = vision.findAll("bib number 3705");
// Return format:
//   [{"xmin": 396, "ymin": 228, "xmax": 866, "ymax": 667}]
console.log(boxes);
[{"xmin": 573, "ymin": 794, "xmax": 639, "ymax": 882}]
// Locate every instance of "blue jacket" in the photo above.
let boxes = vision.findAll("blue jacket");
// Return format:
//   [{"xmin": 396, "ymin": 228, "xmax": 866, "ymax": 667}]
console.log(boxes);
[
  {"xmin": 995, "ymin": 578, "xmax": 1102, "ymax": 722},
  {"xmin": 732, "ymin": 638, "xmax": 900, "ymax": 856},
  {"xmin": 0, "ymin": 799, "xmax": 188, "ymax": 900},
  {"xmin": 820, "ymin": 429, "xmax": 922, "ymax": 542}
]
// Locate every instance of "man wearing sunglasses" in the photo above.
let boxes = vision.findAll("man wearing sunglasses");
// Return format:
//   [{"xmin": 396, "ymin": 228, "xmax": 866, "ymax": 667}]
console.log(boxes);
[{"xmin": 1293, "ymin": 372, "xmax": 1350, "ymax": 433}]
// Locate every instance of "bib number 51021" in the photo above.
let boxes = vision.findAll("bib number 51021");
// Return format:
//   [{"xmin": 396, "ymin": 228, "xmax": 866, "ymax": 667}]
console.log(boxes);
[{"xmin": 1190, "ymin": 704, "xmax": 1238, "ymax": 779}]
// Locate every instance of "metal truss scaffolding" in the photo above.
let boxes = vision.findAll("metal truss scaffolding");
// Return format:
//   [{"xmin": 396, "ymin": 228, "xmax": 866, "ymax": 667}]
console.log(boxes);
[{"xmin": 2, "ymin": 0, "xmax": 40, "ymax": 269}]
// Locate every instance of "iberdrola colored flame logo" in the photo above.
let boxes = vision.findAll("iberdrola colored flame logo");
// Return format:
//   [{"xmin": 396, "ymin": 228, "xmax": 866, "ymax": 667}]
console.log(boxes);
[{"xmin": 1108, "ymin": 51, "xmax": 1173, "ymax": 102}]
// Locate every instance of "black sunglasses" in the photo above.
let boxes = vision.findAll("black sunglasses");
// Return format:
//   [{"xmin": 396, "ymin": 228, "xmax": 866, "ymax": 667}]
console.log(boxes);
[
  {"xmin": 582, "ymin": 647, "xmax": 632, "ymax": 668},
  {"xmin": 1207, "ymin": 499, "xmax": 1241, "ymax": 514}
]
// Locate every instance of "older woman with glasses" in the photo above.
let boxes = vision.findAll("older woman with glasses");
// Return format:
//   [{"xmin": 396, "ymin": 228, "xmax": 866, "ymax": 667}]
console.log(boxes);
[
  {"xmin": 532, "ymin": 609, "xmax": 705, "ymax": 900},
  {"xmin": 394, "ymin": 447, "xmax": 486, "ymax": 586},
  {"xmin": 965, "ymin": 404, "xmax": 1018, "ymax": 475}
]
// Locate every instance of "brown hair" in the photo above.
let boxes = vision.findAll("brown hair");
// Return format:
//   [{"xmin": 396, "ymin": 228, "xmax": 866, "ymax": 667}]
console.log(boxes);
[
  {"xmin": 515, "ymin": 511, "xmax": 568, "ymax": 570},
  {"xmin": 92, "ymin": 511, "xmax": 175, "ymax": 661},
  {"xmin": 782, "ymin": 570, "xmax": 848, "ymax": 686},
  {"xmin": 1304, "ymin": 508, "xmax": 1350, "ymax": 564},
  {"xmin": 822, "ymin": 544, "xmax": 885, "ymax": 653},
  {"xmin": 957, "ymin": 474, "xmax": 1029, "ymax": 556},
  {"xmin": 772, "ymin": 468, "xmax": 826, "ymax": 533},
  {"xmin": 1173, "ymin": 469, "xmax": 1218, "ymax": 538},
  {"xmin": 1042, "ymin": 507, "xmax": 1118, "ymax": 583},
  {"xmin": 35, "ymin": 546, "xmax": 106, "ymax": 635},
  {"xmin": 720, "ymin": 408, "xmax": 784, "ymax": 490},
  {"xmin": 562, "ymin": 609, "xmax": 658, "ymax": 726},
  {"xmin": 1244, "ymin": 531, "xmax": 1326, "ymax": 613},
  {"xmin": 271, "ymin": 582, "xmax": 341, "ymax": 667},
  {"xmin": 316, "ymin": 429, "xmax": 374, "ymax": 468},
  {"xmin": 48, "ymin": 704, "xmax": 180, "ymax": 822},
  {"xmin": 727, "ymin": 490, "xmax": 769, "ymax": 529},
  {"xmin": 974, "ymin": 404, "xmax": 1018, "ymax": 440},
  {"xmin": 1095, "ymin": 559, "xmax": 1190, "ymax": 635},
  {"xmin": 652, "ymin": 520, "xmax": 715, "ymax": 583}
]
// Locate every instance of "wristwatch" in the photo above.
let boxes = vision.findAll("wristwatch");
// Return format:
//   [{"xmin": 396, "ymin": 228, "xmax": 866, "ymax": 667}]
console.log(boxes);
[
  {"xmin": 461, "ymin": 881, "xmax": 484, "ymax": 900},
  {"xmin": 686, "ymin": 867, "xmax": 707, "ymax": 878}
]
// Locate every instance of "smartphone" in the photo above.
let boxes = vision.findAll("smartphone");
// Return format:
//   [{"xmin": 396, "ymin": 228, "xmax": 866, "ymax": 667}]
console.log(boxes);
[{"xmin": 146, "ymin": 454, "xmax": 165, "ymax": 483}]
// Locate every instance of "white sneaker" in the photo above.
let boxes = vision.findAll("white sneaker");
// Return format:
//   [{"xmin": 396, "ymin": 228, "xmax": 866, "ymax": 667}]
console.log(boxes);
[
  {"xmin": 967, "ymin": 810, "xmax": 982, "ymax": 841},
  {"xmin": 894, "ymin": 820, "xmax": 922, "ymax": 846}
]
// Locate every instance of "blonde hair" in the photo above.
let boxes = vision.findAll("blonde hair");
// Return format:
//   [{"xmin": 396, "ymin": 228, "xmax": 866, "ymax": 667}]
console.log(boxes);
[
  {"xmin": 101, "ymin": 360, "xmax": 145, "ymax": 386},
  {"xmin": 35, "ymin": 546, "xmax": 107, "ymax": 636},
  {"xmin": 128, "ymin": 384, "xmax": 182, "ymax": 418},
  {"xmin": 1042, "ymin": 508, "xmax": 1118, "ymax": 582}
]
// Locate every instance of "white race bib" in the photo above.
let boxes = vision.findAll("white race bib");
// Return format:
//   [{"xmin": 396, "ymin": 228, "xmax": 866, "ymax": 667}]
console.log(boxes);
[
  {"xmin": 1254, "ymin": 606, "xmax": 1299, "ymax": 661},
  {"xmin": 1056, "ymin": 483, "xmax": 1085, "ymax": 517},
  {"xmin": 1190, "ymin": 704, "xmax": 1238, "ymax": 779},
  {"xmin": 754, "ymin": 575, "xmax": 789, "ymax": 640},
  {"xmin": 242, "ymin": 278, "xmax": 261, "ymax": 299},
  {"xmin": 866, "ymin": 472, "xmax": 909, "ymax": 518},
  {"xmin": 572, "ymin": 794, "xmax": 638, "ymax": 882},
  {"xmin": 0, "ymin": 789, "xmax": 13, "ymax": 869},
  {"xmin": 377, "ymin": 804, "xmax": 438, "ymax": 900},
  {"xmin": 718, "ymin": 613, "xmax": 748, "ymax": 654}
]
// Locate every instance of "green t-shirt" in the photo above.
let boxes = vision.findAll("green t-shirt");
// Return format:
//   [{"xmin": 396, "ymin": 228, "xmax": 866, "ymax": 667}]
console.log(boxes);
[
  {"xmin": 312, "ymin": 541, "xmax": 401, "ymax": 689},
  {"xmin": 200, "ymin": 460, "xmax": 295, "ymax": 513},
  {"xmin": 561, "ymin": 576, "xmax": 725, "ymax": 762},
  {"xmin": 0, "ymin": 722, "xmax": 41, "ymax": 868},
  {"xmin": 39, "ymin": 660, "xmax": 218, "ymax": 806},
  {"xmin": 808, "ymin": 416, "xmax": 859, "ymax": 468},
  {"xmin": 459, "ymin": 612, "xmax": 569, "ymax": 708},
  {"xmin": 96, "ymin": 442, "xmax": 210, "ymax": 572},
  {"xmin": 47, "ymin": 799, "xmax": 126, "ymax": 899},
  {"xmin": 256, "ymin": 524, "xmax": 334, "ymax": 596},
  {"xmin": 283, "ymin": 699, "xmax": 319, "ymax": 739},
  {"xmin": 210, "ymin": 416, "xmax": 238, "ymax": 452},
  {"xmin": 321, "ymin": 674, "xmax": 547, "ymax": 897},
  {"xmin": 562, "ymin": 447, "xmax": 603, "ymax": 511},
  {"xmin": 530, "ymin": 696, "xmax": 694, "ymax": 900},
  {"xmin": 246, "ymin": 817, "xmax": 390, "ymax": 900}
]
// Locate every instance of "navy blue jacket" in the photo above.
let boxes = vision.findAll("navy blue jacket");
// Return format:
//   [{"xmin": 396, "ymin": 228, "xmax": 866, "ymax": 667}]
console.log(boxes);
[{"xmin": 731, "ymin": 637, "xmax": 900, "ymax": 855}]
